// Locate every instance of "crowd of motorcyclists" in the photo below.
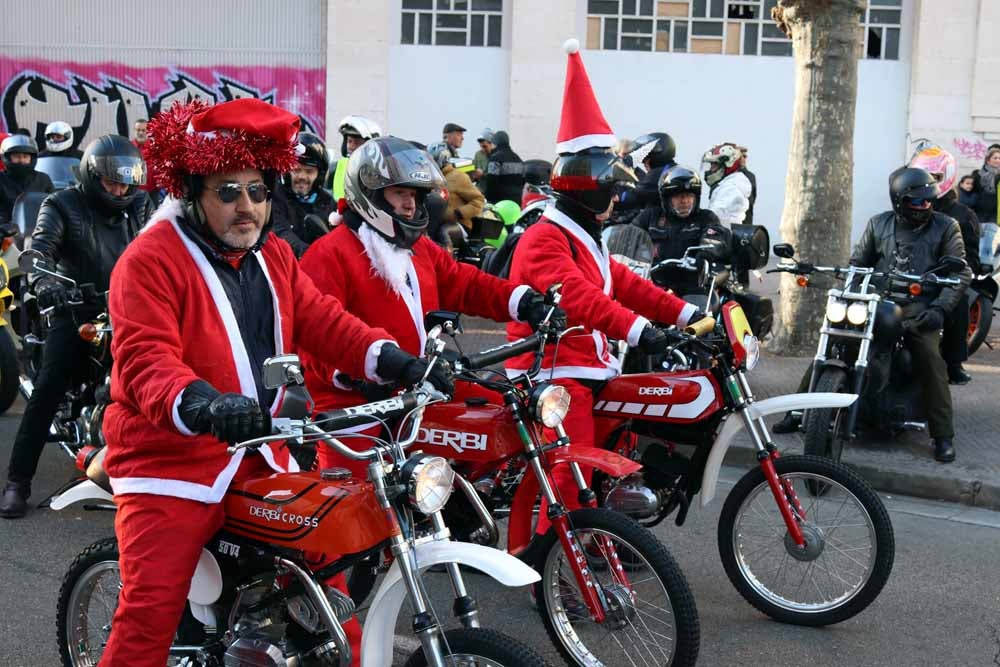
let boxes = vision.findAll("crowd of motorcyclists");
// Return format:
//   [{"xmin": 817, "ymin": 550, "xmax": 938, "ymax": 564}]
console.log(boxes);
[{"xmin": 0, "ymin": 36, "xmax": 988, "ymax": 667}]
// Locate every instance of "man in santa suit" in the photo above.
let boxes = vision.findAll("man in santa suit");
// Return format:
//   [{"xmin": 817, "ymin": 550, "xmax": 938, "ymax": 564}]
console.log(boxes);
[
  {"xmin": 99, "ymin": 98, "xmax": 447, "ymax": 666},
  {"xmin": 505, "ymin": 39, "xmax": 708, "ymax": 537},
  {"xmin": 299, "ymin": 135, "xmax": 562, "ymax": 472}
]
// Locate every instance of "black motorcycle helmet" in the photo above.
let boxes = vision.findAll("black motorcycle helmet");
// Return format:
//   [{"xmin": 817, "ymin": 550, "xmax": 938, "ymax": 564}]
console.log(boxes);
[
  {"xmin": 658, "ymin": 165, "xmax": 702, "ymax": 217},
  {"xmin": 344, "ymin": 136, "xmax": 446, "ymax": 249},
  {"xmin": 78, "ymin": 135, "xmax": 146, "ymax": 212},
  {"xmin": 0, "ymin": 134, "xmax": 39, "ymax": 181},
  {"xmin": 889, "ymin": 166, "xmax": 939, "ymax": 225},
  {"xmin": 551, "ymin": 147, "xmax": 638, "ymax": 216},
  {"xmin": 523, "ymin": 159, "xmax": 552, "ymax": 186},
  {"xmin": 633, "ymin": 132, "xmax": 677, "ymax": 169},
  {"xmin": 283, "ymin": 132, "xmax": 329, "ymax": 194}
]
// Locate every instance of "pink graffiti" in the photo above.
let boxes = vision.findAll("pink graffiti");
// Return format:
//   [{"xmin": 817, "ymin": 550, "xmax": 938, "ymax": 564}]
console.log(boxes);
[
  {"xmin": 953, "ymin": 137, "xmax": 988, "ymax": 162},
  {"xmin": 0, "ymin": 56, "xmax": 325, "ymax": 151}
]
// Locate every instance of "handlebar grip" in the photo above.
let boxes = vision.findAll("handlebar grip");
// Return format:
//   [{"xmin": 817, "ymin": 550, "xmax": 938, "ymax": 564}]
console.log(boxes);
[
  {"xmin": 460, "ymin": 333, "xmax": 543, "ymax": 370},
  {"xmin": 314, "ymin": 392, "xmax": 422, "ymax": 432},
  {"xmin": 683, "ymin": 316, "xmax": 716, "ymax": 337}
]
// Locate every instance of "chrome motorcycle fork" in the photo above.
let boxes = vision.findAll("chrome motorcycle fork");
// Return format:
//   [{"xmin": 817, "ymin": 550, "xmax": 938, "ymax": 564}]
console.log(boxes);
[{"xmin": 428, "ymin": 510, "xmax": 480, "ymax": 629}]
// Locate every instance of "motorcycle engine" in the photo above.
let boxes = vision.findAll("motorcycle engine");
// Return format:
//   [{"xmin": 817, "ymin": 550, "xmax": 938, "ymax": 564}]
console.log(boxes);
[{"xmin": 603, "ymin": 473, "xmax": 668, "ymax": 519}]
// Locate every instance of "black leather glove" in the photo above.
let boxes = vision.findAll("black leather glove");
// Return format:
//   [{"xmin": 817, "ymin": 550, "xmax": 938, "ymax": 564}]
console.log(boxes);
[
  {"xmin": 178, "ymin": 380, "xmax": 271, "ymax": 444},
  {"xmin": 908, "ymin": 306, "xmax": 945, "ymax": 333},
  {"xmin": 35, "ymin": 280, "xmax": 69, "ymax": 311},
  {"xmin": 376, "ymin": 344, "xmax": 455, "ymax": 395},
  {"xmin": 517, "ymin": 289, "xmax": 567, "ymax": 331},
  {"xmin": 638, "ymin": 325, "xmax": 669, "ymax": 354}
]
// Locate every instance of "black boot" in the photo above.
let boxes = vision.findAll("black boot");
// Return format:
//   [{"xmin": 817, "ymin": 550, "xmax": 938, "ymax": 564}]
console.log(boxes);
[
  {"xmin": 772, "ymin": 412, "xmax": 802, "ymax": 434},
  {"xmin": 947, "ymin": 364, "xmax": 971, "ymax": 385},
  {"xmin": 0, "ymin": 481, "xmax": 30, "ymax": 518},
  {"xmin": 932, "ymin": 438, "xmax": 956, "ymax": 463}
]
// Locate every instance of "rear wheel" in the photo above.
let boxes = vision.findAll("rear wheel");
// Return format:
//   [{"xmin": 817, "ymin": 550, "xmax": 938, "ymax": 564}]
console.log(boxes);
[
  {"xmin": 57, "ymin": 538, "xmax": 120, "ymax": 667},
  {"xmin": 801, "ymin": 368, "xmax": 850, "ymax": 465},
  {"xmin": 967, "ymin": 293, "xmax": 993, "ymax": 356},
  {"xmin": 402, "ymin": 627, "xmax": 548, "ymax": 666}
]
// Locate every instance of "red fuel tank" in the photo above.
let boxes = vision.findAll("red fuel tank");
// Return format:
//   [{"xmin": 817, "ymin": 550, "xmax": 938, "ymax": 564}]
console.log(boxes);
[
  {"xmin": 595, "ymin": 370, "xmax": 722, "ymax": 424},
  {"xmin": 417, "ymin": 400, "xmax": 524, "ymax": 465},
  {"xmin": 223, "ymin": 472, "xmax": 388, "ymax": 555}
]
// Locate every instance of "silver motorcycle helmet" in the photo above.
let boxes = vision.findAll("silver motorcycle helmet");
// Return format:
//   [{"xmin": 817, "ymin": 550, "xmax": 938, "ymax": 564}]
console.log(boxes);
[
  {"xmin": 344, "ymin": 136, "xmax": 446, "ymax": 250},
  {"xmin": 44, "ymin": 121, "xmax": 74, "ymax": 153}
]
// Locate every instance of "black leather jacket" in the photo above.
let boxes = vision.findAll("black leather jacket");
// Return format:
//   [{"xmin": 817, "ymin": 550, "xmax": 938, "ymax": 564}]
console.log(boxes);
[
  {"xmin": 851, "ymin": 210, "xmax": 971, "ymax": 313},
  {"xmin": 933, "ymin": 190, "xmax": 980, "ymax": 274},
  {"xmin": 0, "ymin": 171, "xmax": 54, "ymax": 224},
  {"xmin": 484, "ymin": 144, "xmax": 525, "ymax": 204},
  {"xmin": 30, "ymin": 185, "xmax": 151, "ymax": 294},
  {"xmin": 271, "ymin": 185, "xmax": 336, "ymax": 258},
  {"xmin": 634, "ymin": 207, "xmax": 731, "ymax": 293}
]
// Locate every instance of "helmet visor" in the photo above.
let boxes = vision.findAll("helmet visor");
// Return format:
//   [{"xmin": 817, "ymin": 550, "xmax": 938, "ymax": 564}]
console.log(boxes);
[
  {"xmin": 90, "ymin": 155, "xmax": 147, "ymax": 186},
  {"xmin": 552, "ymin": 152, "xmax": 638, "ymax": 191},
  {"xmin": 354, "ymin": 143, "xmax": 445, "ymax": 192}
]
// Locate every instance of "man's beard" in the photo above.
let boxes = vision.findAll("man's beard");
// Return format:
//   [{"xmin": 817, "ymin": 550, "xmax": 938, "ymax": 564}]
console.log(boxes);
[
  {"xmin": 292, "ymin": 178, "xmax": 313, "ymax": 195},
  {"xmin": 218, "ymin": 214, "xmax": 264, "ymax": 249}
]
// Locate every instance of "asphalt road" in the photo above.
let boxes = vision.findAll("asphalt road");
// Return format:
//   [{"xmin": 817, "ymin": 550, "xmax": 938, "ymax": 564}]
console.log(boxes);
[{"xmin": 0, "ymin": 399, "xmax": 998, "ymax": 667}]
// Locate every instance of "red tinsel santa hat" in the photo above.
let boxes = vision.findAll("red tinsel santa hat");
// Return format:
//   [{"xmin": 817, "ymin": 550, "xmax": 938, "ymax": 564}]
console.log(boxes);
[
  {"xmin": 555, "ymin": 38, "xmax": 616, "ymax": 154},
  {"xmin": 143, "ymin": 97, "xmax": 301, "ymax": 198}
]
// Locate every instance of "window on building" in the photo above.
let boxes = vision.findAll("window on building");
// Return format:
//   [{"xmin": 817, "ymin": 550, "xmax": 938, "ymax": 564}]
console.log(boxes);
[
  {"xmin": 584, "ymin": 0, "xmax": 902, "ymax": 59},
  {"xmin": 401, "ymin": 0, "xmax": 504, "ymax": 47}
]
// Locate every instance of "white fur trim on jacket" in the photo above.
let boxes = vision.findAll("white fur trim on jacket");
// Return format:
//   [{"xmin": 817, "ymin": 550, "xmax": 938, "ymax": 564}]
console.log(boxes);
[
  {"xmin": 627, "ymin": 316, "xmax": 650, "ymax": 347},
  {"xmin": 543, "ymin": 205, "xmax": 612, "ymax": 294},
  {"xmin": 506, "ymin": 364, "xmax": 619, "ymax": 382},
  {"xmin": 171, "ymin": 387, "xmax": 197, "ymax": 436},
  {"xmin": 111, "ymin": 448, "xmax": 248, "ymax": 504},
  {"xmin": 508, "ymin": 285, "xmax": 531, "ymax": 321}
]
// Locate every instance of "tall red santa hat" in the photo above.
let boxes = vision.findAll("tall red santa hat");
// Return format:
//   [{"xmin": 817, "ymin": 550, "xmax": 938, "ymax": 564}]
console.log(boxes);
[
  {"xmin": 143, "ymin": 97, "xmax": 301, "ymax": 197},
  {"xmin": 555, "ymin": 38, "xmax": 617, "ymax": 155}
]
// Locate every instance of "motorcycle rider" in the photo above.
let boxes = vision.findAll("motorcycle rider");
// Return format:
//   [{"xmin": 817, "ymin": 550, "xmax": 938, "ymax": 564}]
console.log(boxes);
[
  {"xmin": 506, "ymin": 40, "xmax": 706, "ymax": 538},
  {"xmin": 95, "ymin": 98, "xmax": 444, "ymax": 666},
  {"xmin": 483, "ymin": 130, "xmax": 525, "ymax": 204},
  {"xmin": 38, "ymin": 121, "xmax": 83, "ymax": 159},
  {"xmin": 702, "ymin": 142, "xmax": 752, "ymax": 227},
  {"xmin": 615, "ymin": 131, "xmax": 677, "ymax": 213},
  {"xmin": 428, "ymin": 141, "xmax": 485, "ymax": 231},
  {"xmin": 271, "ymin": 131, "xmax": 337, "ymax": 257},
  {"xmin": 910, "ymin": 145, "xmax": 980, "ymax": 385},
  {"xmin": 326, "ymin": 114, "xmax": 382, "ymax": 199},
  {"xmin": 298, "ymin": 136, "xmax": 561, "ymax": 474},
  {"xmin": 738, "ymin": 144, "xmax": 758, "ymax": 224},
  {"xmin": 774, "ymin": 167, "xmax": 970, "ymax": 463},
  {"xmin": 633, "ymin": 165, "xmax": 731, "ymax": 294},
  {"xmin": 0, "ymin": 135, "xmax": 54, "ymax": 224},
  {"xmin": 0, "ymin": 135, "xmax": 151, "ymax": 518}
]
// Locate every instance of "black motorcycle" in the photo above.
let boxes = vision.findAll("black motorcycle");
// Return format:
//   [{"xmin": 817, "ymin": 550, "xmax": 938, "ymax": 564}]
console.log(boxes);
[{"xmin": 769, "ymin": 243, "xmax": 965, "ymax": 463}]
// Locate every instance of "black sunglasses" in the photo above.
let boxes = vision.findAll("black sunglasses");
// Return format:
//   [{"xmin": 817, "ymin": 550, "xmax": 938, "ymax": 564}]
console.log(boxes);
[{"xmin": 211, "ymin": 182, "xmax": 270, "ymax": 204}]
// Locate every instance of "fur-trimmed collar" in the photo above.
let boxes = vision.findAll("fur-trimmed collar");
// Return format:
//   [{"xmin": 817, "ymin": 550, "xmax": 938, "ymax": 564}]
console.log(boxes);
[{"xmin": 357, "ymin": 223, "xmax": 413, "ymax": 298}]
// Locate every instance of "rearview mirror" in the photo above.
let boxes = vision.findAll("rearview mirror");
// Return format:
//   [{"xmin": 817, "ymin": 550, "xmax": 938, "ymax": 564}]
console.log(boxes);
[
  {"xmin": 424, "ymin": 310, "xmax": 462, "ymax": 334},
  {"xmin": 772, "ymin": 243, "xmax": 795, "ymax": 259},
  {"xmin": 937, "ymin": 255, "xmax": 966, "ymax": 276},
  {"xmin": 262, "ymin": 354, "xmax": 304, "ymax": 389},
  {"xmin": 17, "ymin": 248, "xmax": 43, "ymax": 274}
]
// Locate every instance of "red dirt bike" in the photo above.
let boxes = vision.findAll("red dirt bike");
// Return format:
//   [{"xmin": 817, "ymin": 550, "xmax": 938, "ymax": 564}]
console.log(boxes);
[
  {"xmin": 585, "ymin": 300, "xmax": 895, "ymax": 627},
  {"xmin": 50, "ymin": 357, "xmax": 547, "ymax": 667},
  {"xmin": 394, "ymin": 307, "xmax": 702, "ymax": 667}
]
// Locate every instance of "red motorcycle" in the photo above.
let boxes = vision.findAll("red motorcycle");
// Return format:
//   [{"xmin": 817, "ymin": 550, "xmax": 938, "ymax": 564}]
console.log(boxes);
[
  {"xmin": 586, "ymin": 301, "xmax": 895, "ymax": 627},
  {"xmin": 401, "ymin": 309, "xmax": 701, "ymax": 667}
]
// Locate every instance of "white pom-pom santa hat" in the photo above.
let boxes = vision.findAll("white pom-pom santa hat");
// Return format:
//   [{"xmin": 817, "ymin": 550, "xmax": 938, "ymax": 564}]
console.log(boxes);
[{"xmin": 555, "ymin": 37, "xmax": 617, "ymax": 154}]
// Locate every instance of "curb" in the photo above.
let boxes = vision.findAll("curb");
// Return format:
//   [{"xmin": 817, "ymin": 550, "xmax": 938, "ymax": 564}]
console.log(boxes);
[{"xmin": 722, "ymin": 443, "xmax": 1000, "ymax": 511}]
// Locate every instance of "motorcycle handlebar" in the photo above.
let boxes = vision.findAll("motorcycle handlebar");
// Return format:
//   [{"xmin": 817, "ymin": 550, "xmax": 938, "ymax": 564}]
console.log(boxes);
[
  {"xmin": 459, "ymin": 332, "xmax": 543, "ymax": 370},
  {"xmin": 312, "ymin": 392, "xmax": 424, "ymax": 436}
]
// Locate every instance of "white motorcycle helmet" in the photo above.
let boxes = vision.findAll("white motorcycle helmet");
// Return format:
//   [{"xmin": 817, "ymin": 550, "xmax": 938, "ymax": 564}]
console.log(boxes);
[
  {"xmin": 338, "ymin": 115, "xmax": 382, "ymax": 157},
  {"xmin": 44, "ymin": 121, "xmax": 74, "ymax": 153}
]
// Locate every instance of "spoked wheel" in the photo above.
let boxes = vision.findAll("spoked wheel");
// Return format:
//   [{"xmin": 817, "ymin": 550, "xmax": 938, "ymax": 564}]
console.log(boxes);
[
  {"xmin": 533, "ymin": 508, "xmax": 700, "ymax": 666},
  {"xmin": 56, "ymin": 538, "xmax": 120, "ymax": 667},
  {"xmin": 967, "ymin": 293, "xmax": 993, "ymax": 356},
  {"xmin": 402, "ymin": 627, "xmax": 548, "ymax": 666},
  {"xmin": 718, "ymin": 455, "xmax": 894, "ymax": 626}
]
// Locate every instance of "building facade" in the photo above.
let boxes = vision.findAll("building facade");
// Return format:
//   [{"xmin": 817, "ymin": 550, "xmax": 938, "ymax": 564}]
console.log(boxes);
[{"xmin": 1, "ymin": 0, "xmax": 994, "ymax": 239}]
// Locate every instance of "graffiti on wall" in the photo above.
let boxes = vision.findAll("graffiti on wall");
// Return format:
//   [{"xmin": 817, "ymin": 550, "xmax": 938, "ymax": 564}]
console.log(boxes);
[
  {"xmin": 953, "ymin": 137, "xmax": 993, "ymax": 164},
  {"xmin": 0, "ymin": 57, "xmax": 325, "ymax": 152}
]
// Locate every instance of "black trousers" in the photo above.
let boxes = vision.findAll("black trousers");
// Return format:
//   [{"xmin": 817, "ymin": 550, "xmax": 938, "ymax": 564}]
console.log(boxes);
[
  {"xmin": 6, "ymin": 320, "xmax": 90, "ymax": 488},
  {"xmin": 940, "ymin": 294, "xmax": 970, "ymax": 366}
]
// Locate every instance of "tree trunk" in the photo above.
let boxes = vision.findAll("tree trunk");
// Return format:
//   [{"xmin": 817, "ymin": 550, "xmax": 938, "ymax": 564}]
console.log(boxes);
[{"xmin": 769, "ymin": 0, "xmax": 866, "ymax": 354}]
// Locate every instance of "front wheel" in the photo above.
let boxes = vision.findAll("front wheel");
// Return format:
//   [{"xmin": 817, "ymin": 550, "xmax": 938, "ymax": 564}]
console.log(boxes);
[
  {"xmin": 56, "ymin": 537, "xmax": 120, "ymax": 666},
  {"xmin": 402, "ymin": 627, "xmax": 548, "ymax": 667},
  {"xmin": 533, "ymin": 507, "xmax": 700, "ymax": 666},
  {"xmin": 718, "ymin": 455, "xmax": 894, "ymax": 626},
  {"xmin": 0, "ymin": 324, "xmax": 19, "ymax": 414},
  {"xmin": 801, "ymin": 368, "xmax": 851, "ymax": 464}
]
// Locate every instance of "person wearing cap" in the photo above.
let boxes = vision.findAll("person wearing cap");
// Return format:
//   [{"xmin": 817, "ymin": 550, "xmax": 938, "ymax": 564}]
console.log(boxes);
[
  {"xmin": 326, "ymin": 114, "xmax": 382, "ymax": 200},
  {"xmin": 473, "ymin": 128, "xmax": 494, "ymax": 182},
  {"xmin": 271, "ymin": 131, "xmax": 337, "ymax": 257},
  {"xmin": 298, "ymin": 136, "xmax": 561, "ymax": 475},
  {"xmin": 483, "ymin": 130, "xmax": 525, "ymax": 205},
  {"xmin": 96, "ymin": 98, "xmax": 447, "ymax": 664},
  {"xmin": 0, "ymin": 134, "xmax": 54, "ymax": 224},
  {"xmin": 442, "ymin": 122, "xmax": 466, "ymax": 158},
  {"xmin": 505, "ymin": 39, "xmax": 707, "ymax": 538}
]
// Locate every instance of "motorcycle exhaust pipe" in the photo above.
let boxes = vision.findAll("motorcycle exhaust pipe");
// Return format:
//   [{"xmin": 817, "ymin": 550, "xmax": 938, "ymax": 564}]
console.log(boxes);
[{"xmin": 275, "ymin": 557, "xmax": 352, "ymax": 667}]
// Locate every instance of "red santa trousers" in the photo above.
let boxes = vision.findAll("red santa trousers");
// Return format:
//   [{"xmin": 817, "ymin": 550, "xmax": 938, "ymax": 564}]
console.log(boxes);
[{"xmin": 99, "ymin": 457, "xmax": 362, "ymax": 667}]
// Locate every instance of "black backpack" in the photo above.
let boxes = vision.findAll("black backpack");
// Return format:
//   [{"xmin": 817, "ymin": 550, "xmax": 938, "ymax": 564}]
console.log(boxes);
[{"xmin": 482, "ymin": 220, "xmax": 577, "ymax": 279}]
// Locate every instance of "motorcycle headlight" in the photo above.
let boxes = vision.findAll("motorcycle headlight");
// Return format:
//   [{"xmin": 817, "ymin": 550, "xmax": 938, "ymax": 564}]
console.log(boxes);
[
  {"xmin": 742, "ymin": 333, "xmax": 761, "ymax": 370},
  {"xmin": 846, "ymin": 302, "xmax": 868, "ymax": 326},
  {"xmin": 529, "ymin": 383, "xmax": 571, "ymax": 428},
  {"xmin": 825, "ymin": 300, "xmax": 848, "ymax": 324},
  {"xmin": 400, "ymin": 454, "xmax": 454, "ymax": 515}
]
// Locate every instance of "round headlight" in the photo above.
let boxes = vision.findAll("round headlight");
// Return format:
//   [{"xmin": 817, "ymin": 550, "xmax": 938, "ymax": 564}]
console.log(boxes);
[
  {"xmin": 825, "ymin": 300, "xmax": 847, "ymax": 324},
  {"xmin": 742, "ymin": 333, "xmax": 761, "ymax": 370},
  {"xmin": 401, "ymin": 455, "xmax": 454, "ymax": 515},
  {"xmin": 530, "ymin": 384, "xmax": 571, "ymax": 428},
  {"xmin": 846, "ymin": 302, "xmax": 868, "ymax": 325}
]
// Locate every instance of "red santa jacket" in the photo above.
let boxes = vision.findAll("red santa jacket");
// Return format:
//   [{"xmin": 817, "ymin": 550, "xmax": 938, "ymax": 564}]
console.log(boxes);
[
  {"xmin": 298, "ymin": 223, "xmax": 527, "ymax": 411},
  {"xmin": 103, "ymin": 200, "xmax": 392, "ymax": 503},
  {"xmin": 505, "ymin": 205, "xmax": 696, "ymax": 381}
]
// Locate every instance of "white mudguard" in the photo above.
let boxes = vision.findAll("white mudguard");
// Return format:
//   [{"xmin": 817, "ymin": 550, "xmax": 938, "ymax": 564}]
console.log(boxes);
[
  {"xmin": 361, "ymin": 541, "xmax": 540, "ymax": 667},
  {"xmin": 700, "ymin": 392, "xmax": 858, "ymax": 507},
  {"xmin": 48, "ymin": 478, "xmax": 114, "ymax": 510}
]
